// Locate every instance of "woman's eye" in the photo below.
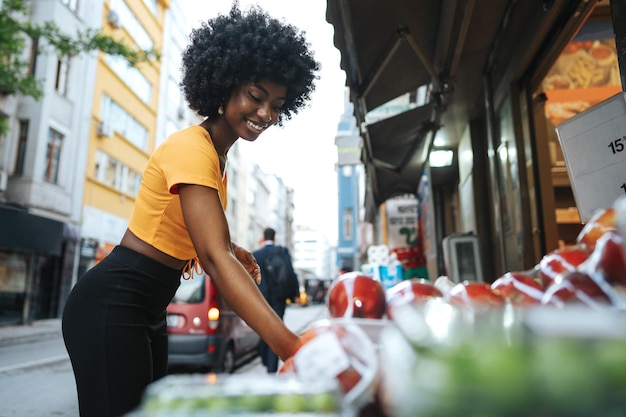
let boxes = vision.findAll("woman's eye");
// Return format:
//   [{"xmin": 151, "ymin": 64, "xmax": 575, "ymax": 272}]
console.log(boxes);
[{"xmin": 248, "ymin": 92, "xmax": 262, "ymax": 103}]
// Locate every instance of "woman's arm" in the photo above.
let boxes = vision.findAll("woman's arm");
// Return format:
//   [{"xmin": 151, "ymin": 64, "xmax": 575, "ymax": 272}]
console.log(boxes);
[{"xmin": 178, "ymin": 183, "xmax": 301, "ymax": 360}]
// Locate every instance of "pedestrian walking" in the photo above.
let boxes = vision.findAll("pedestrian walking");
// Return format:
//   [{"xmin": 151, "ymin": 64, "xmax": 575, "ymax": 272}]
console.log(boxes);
[
  {"xmin": 61, "ymin": 3, "xmax": 319, "ymax": 416},
  {"xmin": 254, "ymin": 227, "xmax": 299, "ymax": 373}
]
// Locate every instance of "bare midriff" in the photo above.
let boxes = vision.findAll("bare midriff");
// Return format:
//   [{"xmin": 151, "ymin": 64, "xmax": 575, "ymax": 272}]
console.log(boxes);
[{"xmin": 120, "ymin": 229, "xmax": 186, "ymax": 270}]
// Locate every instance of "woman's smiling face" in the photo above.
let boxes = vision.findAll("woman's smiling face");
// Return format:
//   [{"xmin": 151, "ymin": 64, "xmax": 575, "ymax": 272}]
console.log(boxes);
[{"xmin": 223, "ymin": 79, "xmax": 287, "ymax": 141}]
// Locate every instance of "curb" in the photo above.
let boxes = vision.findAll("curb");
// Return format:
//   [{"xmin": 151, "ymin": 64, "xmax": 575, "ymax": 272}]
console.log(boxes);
[
  {"xmin": 0, "ymin": 319, "xmax": 62, "ymax": 348},
  {"xmin": 0, "ymin": 330, "xmax": 62, "ymax": 348},
  {"xmin": 0, "ymin": 354, "xmax": 69, "ymax": 374}
]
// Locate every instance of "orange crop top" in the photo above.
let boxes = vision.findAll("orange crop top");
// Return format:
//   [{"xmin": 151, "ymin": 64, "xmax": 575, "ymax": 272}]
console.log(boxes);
[{"xmin": 128, "ymin": 125, "xmax": 227, "ymax": 261}]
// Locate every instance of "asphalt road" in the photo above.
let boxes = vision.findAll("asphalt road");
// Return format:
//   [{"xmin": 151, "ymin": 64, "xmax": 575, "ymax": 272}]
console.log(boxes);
[{"xmin": 0, "ymin": 303, "xmax": 328, "ymax": 417}]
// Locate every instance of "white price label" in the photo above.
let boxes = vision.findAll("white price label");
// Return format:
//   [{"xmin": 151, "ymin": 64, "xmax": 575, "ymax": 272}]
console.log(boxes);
[
  {"xmin": 557, "ymin": 92, "xmax": 626, "ymax": 222},
  {"xmin": 294, "ymin": 332, "xmax": 350, "ymax": 381}
]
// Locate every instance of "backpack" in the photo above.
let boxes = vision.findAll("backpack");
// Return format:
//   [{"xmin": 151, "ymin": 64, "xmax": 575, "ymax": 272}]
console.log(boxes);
[{"xmin": 263, "ymin": 246, "xmax": 299, "ymax": 301}]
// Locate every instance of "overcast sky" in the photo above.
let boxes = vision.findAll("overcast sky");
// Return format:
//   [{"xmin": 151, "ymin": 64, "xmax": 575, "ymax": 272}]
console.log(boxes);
[{"xmin": 180, "ymin": 0, "xmax": 347, "ymax": 243}]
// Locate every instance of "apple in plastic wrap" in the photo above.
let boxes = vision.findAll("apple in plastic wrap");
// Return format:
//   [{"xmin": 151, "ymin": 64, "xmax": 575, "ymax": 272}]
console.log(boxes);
[
  {"xmin": 581, "ymin": 230, "xmax": 626, "ymax": 287},
  {"xmin": 278, "ymin": 319, "xmax": 379, "ymax": 410},
  {"xmin": 576, "ymin": 207, "xmax": 616, "ymax": 250},
  {"xmin": 448, "ymin": 281, "xmax": 506, "ymax": 308},
  {"xmin": 327, "ymin": 272, "xmax": 387, "ymax": 319},
  {"xmin": 385, "ymin": 278, "xmax": 443, "ymax": 319},
  {"xmin": 490, "ymin": 272, "xmax": 544, "ymax": 307},
  {"xmin": 433, "ymin": 275, "xmax": 456, "ymax": 298},
  {"xmin": 538, "ymin": 246, "xmax": 590, "ymax": 288},
  {"xmin": 541, "ymin": 270, "xmax": 613, "ymax": 309}
]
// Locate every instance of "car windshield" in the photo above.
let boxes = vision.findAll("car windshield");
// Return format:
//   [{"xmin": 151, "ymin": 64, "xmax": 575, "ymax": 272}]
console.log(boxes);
[{"xmin": 171, "ymin": 270, "xmax": 205, "ymax": 304}]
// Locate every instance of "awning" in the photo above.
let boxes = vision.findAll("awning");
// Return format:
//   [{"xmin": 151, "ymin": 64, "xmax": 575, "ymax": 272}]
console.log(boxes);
[
  {"xmin": 363, "ymin": 103, "xmax": 436, "ymax": 207},
  {"xmin": 326, "ymin": 0, "xmax": 442, "ymax": 114},
  {"xmin": 0, "ymin": 205, "xmax": 64, "ymax": 256},
  {"xmin": 325, "ymin": 0, "xmax": 549, "ymax": 209},
  {"xmin": 326, "ymin": 0, "xmax": 448, "ymax": 209}
]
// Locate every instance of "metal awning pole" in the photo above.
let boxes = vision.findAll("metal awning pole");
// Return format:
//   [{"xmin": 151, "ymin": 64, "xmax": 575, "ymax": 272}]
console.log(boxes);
[{"xmin": 610, "ymin": 0, "xmax": 626, "ymax": 91}]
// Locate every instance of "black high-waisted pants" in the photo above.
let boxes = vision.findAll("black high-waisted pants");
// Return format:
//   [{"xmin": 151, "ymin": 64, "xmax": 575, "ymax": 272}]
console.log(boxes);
[{"xmin": 62, "ymin": 245, "xmax": 181, "ymax": 417}]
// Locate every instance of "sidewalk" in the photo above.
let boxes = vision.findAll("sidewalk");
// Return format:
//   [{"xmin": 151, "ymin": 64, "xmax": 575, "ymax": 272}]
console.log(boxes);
[
  {"xmin": 0, "ymin": 304, "xmax": 327, "ymax": 349},
  {"xmin": 0, "ymin": 318, "xmax": 62, "ymax": 348}
]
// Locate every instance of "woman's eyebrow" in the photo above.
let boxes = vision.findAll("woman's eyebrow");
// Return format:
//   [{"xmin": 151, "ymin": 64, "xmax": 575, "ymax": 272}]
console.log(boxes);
[{"xmin": 253, "ymin": 83, "xmax": 286, "ymax": 101}]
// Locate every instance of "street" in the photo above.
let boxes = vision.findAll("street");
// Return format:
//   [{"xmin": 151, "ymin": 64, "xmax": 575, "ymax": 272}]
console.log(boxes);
[{"xmin": 0, "ymin": 304, "xmax": 327, "ymax": 417}]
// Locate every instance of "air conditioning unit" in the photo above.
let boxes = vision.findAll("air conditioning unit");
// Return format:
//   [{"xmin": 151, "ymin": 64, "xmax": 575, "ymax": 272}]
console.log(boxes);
[
  {"xmin": 107, "ymin": 10, "xmax": 121, "ymax": 29},
  {"xmin": 96, "ymin": 122, "xmax": 113, "ymax": 138}
]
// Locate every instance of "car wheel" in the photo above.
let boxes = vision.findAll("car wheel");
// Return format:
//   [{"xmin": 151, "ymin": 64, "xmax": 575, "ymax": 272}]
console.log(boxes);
[{"xmin": 221, "ymin": 344, "xmax": 236, "ymax": 374}]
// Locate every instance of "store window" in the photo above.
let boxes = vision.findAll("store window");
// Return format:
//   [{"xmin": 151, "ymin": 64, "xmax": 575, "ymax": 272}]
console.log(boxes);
[
  {"xmin": 0, "ymin": 252, "xmax": 28, "ymax": 325},
  {"xmin": 538, "ymin": 16, "xmax": 620, "ymax": 247},
  {"xmin": 542, "ymin": 21, "xmax": 621, "ymax": 129}
]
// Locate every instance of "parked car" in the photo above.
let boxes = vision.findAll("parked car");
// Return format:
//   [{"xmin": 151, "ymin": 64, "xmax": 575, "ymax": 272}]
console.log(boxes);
[
  {"xmin": 304, "ymin": 277, "xmax": 332, "ymax": 304},
  {"xmin": 166, "ymin": 270, "xmax": 260, "ymax": 373}
]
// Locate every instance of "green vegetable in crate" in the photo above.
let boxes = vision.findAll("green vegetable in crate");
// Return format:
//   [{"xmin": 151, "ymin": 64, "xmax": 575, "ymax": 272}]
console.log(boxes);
[{"xmin": 400, "ymin": 334, "xmax": 626, "ymax": 417}]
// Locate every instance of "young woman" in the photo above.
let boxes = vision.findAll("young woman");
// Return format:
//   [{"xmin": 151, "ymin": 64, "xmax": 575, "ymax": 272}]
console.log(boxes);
[{"xmin": 62, "ymin": 4, "xmax": 319, "ymax": 416}]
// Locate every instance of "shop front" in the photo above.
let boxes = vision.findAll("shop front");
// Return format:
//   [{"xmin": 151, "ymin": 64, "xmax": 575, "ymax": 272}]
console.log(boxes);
[
  {"xmin": 0, "ymin": 204, "xmax": 78, "ymax": 325},
  {"xmin": 325, "ymin": 0, "xmax": 625, "ymax": 281}
]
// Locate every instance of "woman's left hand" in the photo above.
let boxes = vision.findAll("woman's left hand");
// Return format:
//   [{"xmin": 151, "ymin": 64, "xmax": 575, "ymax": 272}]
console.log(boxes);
[{"xmin": 233, "ymin": 243, "xmax": 262, "ymax": 284}]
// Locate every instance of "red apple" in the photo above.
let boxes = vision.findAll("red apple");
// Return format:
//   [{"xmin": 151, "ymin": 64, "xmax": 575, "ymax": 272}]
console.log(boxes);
[
  {"xmin": 448, "ymin": 281, "xmax": 506, "ymax": 308},
  {"xmin": 287, "ymin": 319, "xmax": 378, "ymax": 399},
  {"xmin": 576, "ymin": 207, "xmax": 616, "ymax": 250},
  {"xmin": 538, "ymin": 246, "xmax": 590, "ymax": 288},
  {"xmin": 541, "ymin": 270, "xmax": 612, "ymax": 309},
  {"xmin": 490, "ymin": 272, "xmax": 544, "ymax": 307},
  {"xmin": 581, "ymin": 230, "xmax": 626, "ymax": 286},
  {"xmin": 385, "ymin": 278, "xmax": 443, "ymax": 319},
  {"xmin": 327, "ymin": 272, "xmax": 387, "ymax": 319}
]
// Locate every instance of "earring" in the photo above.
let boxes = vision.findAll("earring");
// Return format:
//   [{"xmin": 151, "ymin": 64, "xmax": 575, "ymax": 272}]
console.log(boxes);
[
  {"xmin": 267, "ymin": 115, "xmax": 272, "ymax": 122},
  {"xmin": 218, "ymin": 105, "xmax": 224, "ymax": 115}
]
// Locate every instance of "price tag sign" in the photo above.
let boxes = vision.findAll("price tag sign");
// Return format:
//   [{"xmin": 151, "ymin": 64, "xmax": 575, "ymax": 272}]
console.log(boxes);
[{"xmin": 556, "ymin": 92, "xmax": 626, "ymax": 222}]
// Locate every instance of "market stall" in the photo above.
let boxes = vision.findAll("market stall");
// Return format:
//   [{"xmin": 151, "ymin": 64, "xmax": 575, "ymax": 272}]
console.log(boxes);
[{"xmin": 129, "ymin": 195, "xmax": 626, "ymax": 417}]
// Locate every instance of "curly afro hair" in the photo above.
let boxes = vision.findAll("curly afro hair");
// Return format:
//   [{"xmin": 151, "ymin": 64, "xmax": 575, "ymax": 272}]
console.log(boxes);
[{"xmin": 181, "ymin": 2, "xmax": 320, "ymax": 125}]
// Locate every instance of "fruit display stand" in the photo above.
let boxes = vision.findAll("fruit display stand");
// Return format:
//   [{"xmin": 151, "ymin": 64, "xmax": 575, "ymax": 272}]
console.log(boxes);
[
  {"xmin": 377, "ymin": 303, "xmax": 626, "ymax": 417},
  {"xmin": 128, "ymin": 373, "xmax": 346, "ymax": 416},
  {"xmin": 129, "ymin": 197, "xmax": 626, "ymax": 416}
]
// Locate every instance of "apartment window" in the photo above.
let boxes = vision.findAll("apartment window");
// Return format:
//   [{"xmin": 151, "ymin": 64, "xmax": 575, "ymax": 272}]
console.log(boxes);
[
  {"xmin": 94, "ymin": 150, "xmax": 142, "ymax": 196},
  {"xmin": 343, "ymin": 208, "xmax": 353, "ymax": 240},
  {"xmin": 14, "ymin": 120, "xmax": 29, "ymax": 175},
  {"xmin": 28, "ymin": 38, "xmax": 38, "ymax": 76},
  {"xmin": 100, "ymin": 94, "xmax": 148, "ymax": 150},
  {"xmin": 110, "ymin": 0, "xmax": 154, "ymax": 50},
  {"xmin": 55, "ymin": 57, "xmax": 70, "ymax": 96},
  {"xmin": 45, "ymin": 129, "xmax": 63, "ymax": 183},
  {"xmin": 142, "ymin": 0, "xmax": 157, "ymax": 15},
  {"xmin": 104, "ymin": 55, "xmax": 152, "ymax": 104},
  {"xmin": 62, "ymin": 0, "xmax": 79, "ymax": 13},
  {"xmin": 167, "ymin": 77, "xmax": 183, "ymax": 110}
]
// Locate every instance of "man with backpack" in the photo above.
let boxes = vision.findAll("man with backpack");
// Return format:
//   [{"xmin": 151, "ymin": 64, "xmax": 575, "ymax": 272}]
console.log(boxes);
[{"xmin": 253, "ymin": 227, "xmax": 299, "ymax": 373}]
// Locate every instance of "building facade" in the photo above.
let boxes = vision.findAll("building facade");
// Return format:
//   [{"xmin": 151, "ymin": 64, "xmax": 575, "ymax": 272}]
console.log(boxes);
[{"xmin": 0, "ymin": 0, "xmax": 107, "ymax": 325}]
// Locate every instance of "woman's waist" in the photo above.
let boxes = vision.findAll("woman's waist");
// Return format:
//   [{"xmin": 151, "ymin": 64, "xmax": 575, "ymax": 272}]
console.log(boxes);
[{"xmin": 119, "ymin": 229, "xmax": 188, "ymax": 271}]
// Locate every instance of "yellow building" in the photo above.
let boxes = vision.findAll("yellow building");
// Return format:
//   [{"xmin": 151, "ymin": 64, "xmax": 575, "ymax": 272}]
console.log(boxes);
[{"xmin": 80, "ymin": 0, "xmax": 169, "ymax": 273}]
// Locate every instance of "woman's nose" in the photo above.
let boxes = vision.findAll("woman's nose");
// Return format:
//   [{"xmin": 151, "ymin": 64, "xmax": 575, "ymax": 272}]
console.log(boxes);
[{"xmin": 258, "ymin": 105, "xmax": 272, "ymax": 122}]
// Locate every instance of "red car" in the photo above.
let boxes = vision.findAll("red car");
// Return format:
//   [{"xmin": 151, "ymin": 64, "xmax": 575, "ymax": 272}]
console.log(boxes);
[{"xmin": 166, "ymin": 271, "xmax": 260, "ymax": 373}]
